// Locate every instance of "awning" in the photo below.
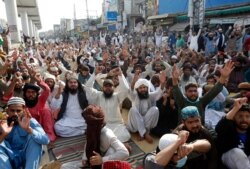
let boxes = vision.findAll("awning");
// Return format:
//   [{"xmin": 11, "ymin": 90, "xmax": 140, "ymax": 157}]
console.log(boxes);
[
  {"xmin": 177, "ymin": 5, "xmax": 250, "ymax": 22},
  {"xmin": 209, "ymin": 16, "xmax": 250, "ymax": 25},
  {"xmin": 209, "ymin": 18, "xmax": 237, "ymax": 24},
  {"xmin": 148, "ymin": 13, "xmax": 176, "ymax": 20},
  {"xmin": 169, "ymin": 22, "xmax": 189, "ymax": 32}
]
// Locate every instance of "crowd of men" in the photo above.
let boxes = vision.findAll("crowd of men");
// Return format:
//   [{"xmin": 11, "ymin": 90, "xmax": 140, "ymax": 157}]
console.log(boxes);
[{"xmin": 0, "ymin": 23, "xmax": 250, "ymax": 169}]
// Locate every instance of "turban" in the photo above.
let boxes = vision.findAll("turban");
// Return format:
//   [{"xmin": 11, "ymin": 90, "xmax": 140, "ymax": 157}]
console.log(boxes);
[
  {"xmin": 134, "ymin": 79, "xmax": 149, "ymax": 89},
  {"xmin": 66, "ymin": 72, "xmax": 78, "ymax": 81},
  {"xmin": 23, "ymin": 83, "xmax": 40, "ymax": 93},
  {"xmin": 181, "ymin": 106, "xmax": 200, "ymax": 120},
  {"xmin": 7, "ymin": 97, "xmax": 25, "ymax": 106},
  {"xmin": 44, "ymin": 73, "xmax": 56, "ymax": 81},
  {"xmin": 82, "ymin": 105, "xmax": 105, "ymax": 166}
]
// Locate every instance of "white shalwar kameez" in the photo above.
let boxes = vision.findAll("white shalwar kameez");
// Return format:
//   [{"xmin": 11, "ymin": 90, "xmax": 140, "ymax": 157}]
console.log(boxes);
[
  {"xmin": 51, "ymin": 93, "xmax": 86, "ymax": 137},
  {"xmin": 127, "ymin": 81, "xmax": 162, "ymax": 137},
  {"xmin": 85, "ymin": 74, "xmax": 131, "ymax": 142},
  {"xmin": 60, "ymin": 126, "xmax": 129, "ymax": 169}
]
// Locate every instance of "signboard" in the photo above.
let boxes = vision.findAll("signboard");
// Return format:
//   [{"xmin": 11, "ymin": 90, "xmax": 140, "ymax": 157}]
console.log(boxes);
[
  {"xmin": 107, "ymin": 11, "xmax": 118, "ymax": 21},
  {"xmin": 108, "ymin": 24, "xmax": 116, "ymax": 31}
]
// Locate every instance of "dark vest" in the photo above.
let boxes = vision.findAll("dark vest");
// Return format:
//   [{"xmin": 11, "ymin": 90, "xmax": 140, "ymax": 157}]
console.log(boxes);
[{"xmin": 57, "ymin": 89, "xmax": 88, "ymax": 121}]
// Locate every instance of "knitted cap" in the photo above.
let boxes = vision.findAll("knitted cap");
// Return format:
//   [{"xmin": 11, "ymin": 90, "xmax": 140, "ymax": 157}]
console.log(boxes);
[{"xmin": 7, "ymin": 97, "xmax": 25, "ymax": 106}]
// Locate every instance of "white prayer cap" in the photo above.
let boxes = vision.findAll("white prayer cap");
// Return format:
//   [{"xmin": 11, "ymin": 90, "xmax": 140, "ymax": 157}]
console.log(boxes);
[
  {"xmin": 171, "ymin": 55, "xmax": 178, "ymax": 59},
  {"xmin": 7, "ymin": 97, "xmax": 25, "ymax": 106},
  {"xmin": 134, "ymin": 79, "xmax": 150, "ymax": 89},
  {"xmin": 50, "ymin": 67, "xmax": 58, "ymax": 72},
  {"xmin": 91, "ymin": 49, "xmax": 96, "ymax": 54},
  {"xmin": 159, "ymin": 133, "xmax": 178, "ymax": 150},
  {"xmin": 44, "ymin": 73, "xmax": 56, "ymax": 81}
]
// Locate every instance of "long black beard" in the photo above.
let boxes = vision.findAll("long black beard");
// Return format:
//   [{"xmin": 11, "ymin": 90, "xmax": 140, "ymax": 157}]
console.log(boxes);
[
  {"xmin": 68, "ymin": 88, "xmax": 78, "ymax": 94},
  {"xmin": 103, "ymin": 91, "xmax": 113, "ymax": 98},
  {"xmin": 24, "ymin": 96, "xmax": 39, "ymax": 108},
  {"xmin": 137, "ymin": 91, "xmax": 149, "ymax": 99},
  {"xmin": 7, "ymin": 115, "xmax": 19, "ymax": 126}
]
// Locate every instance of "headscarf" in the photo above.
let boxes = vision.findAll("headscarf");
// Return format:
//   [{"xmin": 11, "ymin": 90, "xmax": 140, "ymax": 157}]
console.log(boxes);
[{"xmin": 82, "ymin": 105, "xmax": 105, "ymax": 169}]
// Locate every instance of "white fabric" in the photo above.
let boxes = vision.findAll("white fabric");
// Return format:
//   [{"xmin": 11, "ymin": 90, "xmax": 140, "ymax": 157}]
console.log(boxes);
[
  {"xmin": 53, "ymin": 93, "xmax": 86, "ymax": 137},
  {"xmin": 44, "ymin": 73, "xmax": 56, "ymax": 81},
  {"xmin": 134, "ymin": 79, "xmax": 150, "ymax": 89},
  {"xmin": 159, "ymin": 134, "xmax": 178, "ymax": 150},
  {"xmin": 61, "ymin": 127, "xmax": 129, "ymax": 169},
  {"xmin": 127, "ymin": 106, "xmax": 159, "ymax": 137},
  {"xmin": 85, "ymin": 74, "xmax": 131, "ymax": 142},
  {"xmin": 179, "ymin": 75, "xmax": 197, "ymax": 94},
  {"xmin": 222, "ymin": 148, "xmax": 250, "ymax": 169}
]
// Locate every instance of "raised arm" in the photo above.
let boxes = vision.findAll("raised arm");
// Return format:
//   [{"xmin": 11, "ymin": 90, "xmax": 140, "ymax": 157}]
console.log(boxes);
[{"xmin": 226, "ymin": 97, "xmax": 248, "ymax": 120}]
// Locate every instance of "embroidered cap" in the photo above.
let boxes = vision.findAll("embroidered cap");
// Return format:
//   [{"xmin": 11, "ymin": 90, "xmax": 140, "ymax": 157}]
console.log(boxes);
[{"xmin": 181, "ymin": 106, "xmax": 200, "ymax": 120}]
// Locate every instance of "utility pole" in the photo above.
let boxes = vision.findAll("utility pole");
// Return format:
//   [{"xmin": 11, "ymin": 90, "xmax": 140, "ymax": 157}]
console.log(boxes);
[{"xmin": 85, "ymin": 0, "xmax": 90, "ymax": 36}]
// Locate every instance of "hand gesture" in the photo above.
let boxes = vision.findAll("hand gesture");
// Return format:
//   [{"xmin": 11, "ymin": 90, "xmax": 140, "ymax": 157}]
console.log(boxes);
[
  {"xmin": 177, "ymin": 143, "xmax": 193, "ymax": 159},
  {"xmin": 90, "ymin": 151, "xmax": 103, "ymax": 166},
  {"xmin": 178, "ymin": 130, "xmax": 189, "ymax": 145},
  {"xmin": 95, "ymin": 66, "xmax": 104, "ymax": 75},
  {"xmin": 172, "ymin": 64, "xmax": 181, "ymax": 81},
  {"xmin": 133, "ymin": 70, "xmax": 141, "ymax": 82},
  {"xmin": 0, "ymin": 120, "xmax": 13, "ymax": 136},
  {"xmin": 159, "ymin": 71, "xmax": 166, "ymax": 85},
  {"xmin": 219, "ymin": 60, "xmax": 234, "ymax": 80},
  {"xmin": 234, "ymin": 97, "xmax": 248, "ymax": 110},
  {"xmin": 18, "ymin": 109, "xmax": 32, "ymax": 132},
  {"xmin": 102, "ymin": 51, "xmax": 109, "ymax": 61}
]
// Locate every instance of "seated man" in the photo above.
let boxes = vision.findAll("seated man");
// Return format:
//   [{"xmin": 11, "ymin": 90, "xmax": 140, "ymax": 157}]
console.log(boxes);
[
  {"xmin": 61, "ymin": 105, "xmax": 129, "ymax": 169},
  {"xmin": 173, "ymin": 106, "xmax": 217, "ymax": 169},
  {"xmin": 85, "ymin": 67, "xmax": 131, "ymax": 144},
  {"xmin": 127, "ymin": 71, "xmax": 166, "ymax": 143},
  {"xmin": 0, "ymin": 97, "xmax": 49, "ymax": 169},
  {"xmin": 216, "ymin": 97, "xmax": 250, "ymax": 169},
  {"xmin": 51, "ymin": 73, "xmax": 88, "ymax": 137}
]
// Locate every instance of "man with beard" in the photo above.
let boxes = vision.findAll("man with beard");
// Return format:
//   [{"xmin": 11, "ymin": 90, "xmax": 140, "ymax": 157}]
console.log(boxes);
[
  {"xmin": 172, "ymin": 61, "xmax": 234, "ymax": 124},
  {"xmin": 216, "ymin": 97, "xmax": 250, "ymax": 169},
  {"xmin": 23, "ymin": 73, "xmax": 57, "ymax": 142},
  {"xmin": 179, "ymin": 64, "xmax": 197, "ymax": 94},
  {"xmin": 173, "ymin": 106, "xmax": 217, "ymax": 169},
  {"xmin": 44, "ymin": 73, "xmax": 59, "ymax": 109},
  {"xmin": 127, "ymin": 71, "xmax": 166, "ymax": 143},
  {"xmin": 227, "ymin": 56, "xmax": 250, "ymax": 93},
  {"xmin": 51, "ymin": 73, "xmax": 88, "ymax": 137},
  {"xmin": 85, "ymin": 67, "xmax": 131, "ymax": 148},
  {"xmin": 0, "ymin": 97, "xmax": 49, "ymax": 169}
]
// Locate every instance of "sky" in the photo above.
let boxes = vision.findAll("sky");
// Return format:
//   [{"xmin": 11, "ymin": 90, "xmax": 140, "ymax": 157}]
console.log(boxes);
[{"xmin": 0, "ymin": 0, "xmax": 103, "ymax": 32}]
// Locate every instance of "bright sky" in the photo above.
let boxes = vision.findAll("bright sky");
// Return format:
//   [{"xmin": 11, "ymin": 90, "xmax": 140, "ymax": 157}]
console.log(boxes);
[{"xmin": 0, "ymin": 0, "xmax": 103, "ymax": 32}]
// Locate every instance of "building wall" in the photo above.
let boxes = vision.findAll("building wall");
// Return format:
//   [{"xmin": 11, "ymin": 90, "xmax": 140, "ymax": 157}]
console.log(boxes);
[{"xmin": 159, "ymin": 0, "xmax": 250, "ymax": 14}]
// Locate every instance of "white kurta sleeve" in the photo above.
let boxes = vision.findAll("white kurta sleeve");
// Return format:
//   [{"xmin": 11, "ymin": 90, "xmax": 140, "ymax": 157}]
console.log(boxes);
[
  {"xmin": 116, "ymin": 74, "xmax": 130, "ymax": 103},
  {"xmin": 50, "ymin": 95, "xmax": 63, "ymax": 110},
  {"xmin": 102, "ymin": 128, "xmax": 129, "ymax": 162},
  {"xmin": 85, "ymin": 73, "xmax": 101, "ymax": 103},
  {"xmin": 149, "ymin": 86, "xmax": 163, "ymax": 101}
]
